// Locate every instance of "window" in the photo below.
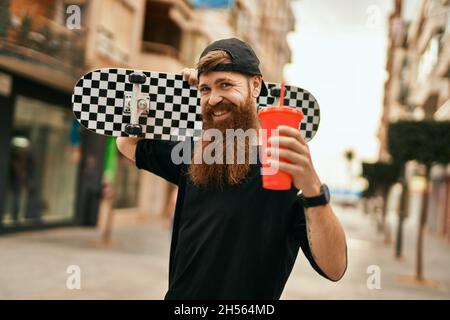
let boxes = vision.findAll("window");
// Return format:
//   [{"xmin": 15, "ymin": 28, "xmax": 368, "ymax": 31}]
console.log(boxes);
[
  {"xmin": 142, "ymin": 0, "xmax": 181, "ymax": 55},
  {"xmin": 3, "ymin": 96, "xmax": 79, "ymax": 225},
  {"xmin": 417, "ymin": 33, "xmax": 441, "ymax": 83}
]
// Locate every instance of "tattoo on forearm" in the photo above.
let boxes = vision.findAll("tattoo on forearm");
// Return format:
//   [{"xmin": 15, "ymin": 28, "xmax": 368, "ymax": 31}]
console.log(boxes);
[{"xmin": 304, "ymin": 209, "xmax": 318, "ymax": 261}]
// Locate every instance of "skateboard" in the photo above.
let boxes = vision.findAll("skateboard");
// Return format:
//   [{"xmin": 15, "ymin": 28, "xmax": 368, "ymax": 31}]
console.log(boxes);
[{"xmin": 72, "ymin": 68, "xmax": 320, "ymax": 142}]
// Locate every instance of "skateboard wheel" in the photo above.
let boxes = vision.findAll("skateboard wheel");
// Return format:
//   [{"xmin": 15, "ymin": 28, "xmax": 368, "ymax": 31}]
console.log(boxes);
[
  {"xmin": 125, "ymin": 124, "xmax": 142, "ymax": 136},
  {"xmin": 129, "ymin": 72, "xmax": 147, "ymax": 84},
  {"xmin": 270, "ymin": 87, "xmax": 283, "ymax": 97}
]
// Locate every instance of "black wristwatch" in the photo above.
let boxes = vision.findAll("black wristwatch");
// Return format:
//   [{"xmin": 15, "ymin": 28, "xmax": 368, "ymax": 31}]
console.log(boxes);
[{"xmin": 297, "ymin": 184, "xmax": 330, "ymax": 208}]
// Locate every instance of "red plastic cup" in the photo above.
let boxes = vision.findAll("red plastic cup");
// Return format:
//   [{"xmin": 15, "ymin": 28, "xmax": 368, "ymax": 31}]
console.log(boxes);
[{"xmin": 258, "ymin": 106, "xmax": 304, "ymax": 190}]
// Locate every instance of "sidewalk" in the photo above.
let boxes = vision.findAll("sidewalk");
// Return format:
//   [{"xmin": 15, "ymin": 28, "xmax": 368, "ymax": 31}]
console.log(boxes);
[
  {"xmin": 282, "ymin": 205, "xmax": 450, "ymax": 299},
  {"xmin": 0, "ymin": 219, "xmax": 171, "ymax": 299},
  {"xmin": 0, "ymin": 206, "xmax": 449, "ymax": 299}
]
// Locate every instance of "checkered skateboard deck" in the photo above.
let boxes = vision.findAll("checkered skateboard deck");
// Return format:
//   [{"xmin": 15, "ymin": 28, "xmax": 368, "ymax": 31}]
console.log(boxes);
[{"xmin": 72, "ymin": 68, "xmax": 320, "ymax": 142}]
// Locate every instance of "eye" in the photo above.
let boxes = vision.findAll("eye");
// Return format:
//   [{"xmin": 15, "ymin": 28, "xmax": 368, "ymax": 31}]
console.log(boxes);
[
  {"xmin": 220, "ymin": 82, "xmax": 231, "ymax": 89},
  {"xmin": 199, "ymin": 87, "xmax": 210, "ymax": 94}
]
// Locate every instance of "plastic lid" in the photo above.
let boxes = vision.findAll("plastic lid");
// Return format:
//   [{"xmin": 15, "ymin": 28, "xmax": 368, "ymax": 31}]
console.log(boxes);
[{"xmin": 258, "ymin": 106, "xmax": 303, "ymax": 116}]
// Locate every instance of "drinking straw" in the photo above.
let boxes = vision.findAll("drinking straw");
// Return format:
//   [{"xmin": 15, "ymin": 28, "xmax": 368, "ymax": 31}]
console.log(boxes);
[{"xmin": 280, "ymin": 81, "xmax": 285, "ymax": 107}]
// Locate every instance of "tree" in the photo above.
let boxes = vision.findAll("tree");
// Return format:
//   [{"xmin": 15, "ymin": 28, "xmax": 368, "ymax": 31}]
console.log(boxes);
[
  {"xmin": 388, "ymin": 120, "xmax": 450, "ymax": 282},
  {"xmin": 344, "ymin": 148, "xmax": 355, "ymax": 190},
  {"xmin": 361, "ymin": 161, "xmax": 401, "ymax": 243}
]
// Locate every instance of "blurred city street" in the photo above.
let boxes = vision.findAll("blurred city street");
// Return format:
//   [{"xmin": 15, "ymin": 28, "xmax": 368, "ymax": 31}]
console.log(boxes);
[
  {"xmin": 1, "ymin": 203, "xmax": 449, "ymax": 300},
  {"xmin": 1, "ymin": 0, "xmax": 449, "ymax": 301}
]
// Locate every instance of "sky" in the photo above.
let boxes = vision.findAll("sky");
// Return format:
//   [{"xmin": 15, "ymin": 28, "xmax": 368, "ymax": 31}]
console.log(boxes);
[{"xmin": 285, "ymin": 0, "xmax": 420, "ymax": 191}]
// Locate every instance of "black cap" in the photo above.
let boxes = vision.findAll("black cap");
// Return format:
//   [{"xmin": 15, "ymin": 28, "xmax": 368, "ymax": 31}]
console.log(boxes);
[{"xmin": 198, "ymin": 38, "xmax": 268, "ymax": 96}]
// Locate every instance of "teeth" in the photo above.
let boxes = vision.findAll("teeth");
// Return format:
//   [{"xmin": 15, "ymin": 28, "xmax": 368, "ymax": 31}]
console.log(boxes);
[{"xmin": 213, "ymin": 110, "xmax": 228, "ymax": 116}]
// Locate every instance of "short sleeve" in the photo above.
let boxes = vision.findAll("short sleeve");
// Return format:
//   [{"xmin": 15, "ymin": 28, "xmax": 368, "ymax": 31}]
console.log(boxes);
[{"xmin": 135, "ymin": 139, "xmax": 185, "ymax": 185}]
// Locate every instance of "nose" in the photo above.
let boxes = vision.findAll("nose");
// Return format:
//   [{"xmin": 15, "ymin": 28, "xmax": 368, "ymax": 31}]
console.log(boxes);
[{"xmin": 207, "ymin": 90, "xmax": 224, "ymax": 106}]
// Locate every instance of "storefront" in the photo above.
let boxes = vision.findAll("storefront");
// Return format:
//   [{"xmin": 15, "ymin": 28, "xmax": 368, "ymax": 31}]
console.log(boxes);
[{"xmin": 0, "ymin": 68, "xmax": 106, "ymax": 233}]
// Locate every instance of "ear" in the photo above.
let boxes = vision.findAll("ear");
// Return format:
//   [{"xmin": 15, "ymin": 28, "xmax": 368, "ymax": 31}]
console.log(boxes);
[{"xmin": 250, "ymin": 76, "xmax": 262, "ymax": 98}]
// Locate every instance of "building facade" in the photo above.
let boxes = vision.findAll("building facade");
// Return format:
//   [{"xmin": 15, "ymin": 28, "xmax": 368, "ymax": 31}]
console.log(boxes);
[
  {"xmin": 0, "ymin": 0, "xmax": 296, "ymax": 233},
  {"xmin": 230, "ymin": 0, "xmax": 295, "ymax": 82},
  {"xmin": 378, "ymin": 0, "xmax": 450, "ymax": 241},
  {"xmin": 0, "ymin": 0, "xmax": 99, "ymax": 232}
]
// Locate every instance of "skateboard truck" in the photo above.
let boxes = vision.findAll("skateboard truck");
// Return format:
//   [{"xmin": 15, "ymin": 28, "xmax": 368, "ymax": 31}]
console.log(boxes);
[
  {"xmin": 270, "ymin": 87, "xmax": 287, "ymax": 105},
  {"xmin": 124, "ymin": 72, "xmax": 150, "ymax": 137}
]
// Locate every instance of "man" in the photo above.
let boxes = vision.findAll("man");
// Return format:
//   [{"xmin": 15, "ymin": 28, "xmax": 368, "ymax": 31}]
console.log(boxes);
[{"xmin": 117, "ymin": 38, "xmax": 347, "ymax": 299}]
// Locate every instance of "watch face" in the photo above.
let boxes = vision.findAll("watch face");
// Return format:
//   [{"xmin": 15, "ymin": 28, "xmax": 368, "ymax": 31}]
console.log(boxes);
[{"xmin": 323, "ymin": 184, "xmax": 330, "ymax": 202}]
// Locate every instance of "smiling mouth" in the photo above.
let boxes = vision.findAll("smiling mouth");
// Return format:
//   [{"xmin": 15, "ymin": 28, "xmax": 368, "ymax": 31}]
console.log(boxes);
[{"xmin": 212, "ymin": 110, "xmax": 231, "ymax": 120}]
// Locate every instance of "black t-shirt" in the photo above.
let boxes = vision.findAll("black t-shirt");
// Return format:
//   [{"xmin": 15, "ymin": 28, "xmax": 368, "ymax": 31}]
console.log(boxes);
[{"xmin": 135, "ymin": 139, "xmax": 330, "ymax": 299}]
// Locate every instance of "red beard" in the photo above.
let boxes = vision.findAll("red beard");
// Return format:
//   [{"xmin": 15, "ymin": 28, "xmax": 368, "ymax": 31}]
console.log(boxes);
[{"xmin": 188, "ymin": 93, "xmax": 260, "ymax": 189}]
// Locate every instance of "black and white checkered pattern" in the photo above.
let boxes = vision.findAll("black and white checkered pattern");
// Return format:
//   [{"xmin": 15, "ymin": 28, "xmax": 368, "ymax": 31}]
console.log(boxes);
[
  {"xmin": 257, "ymin": 83, "xmax": 320, "ymax": 141},
  {"xmin": 72, "ymin": 68, "xmax": 320, "ymax": 142}
]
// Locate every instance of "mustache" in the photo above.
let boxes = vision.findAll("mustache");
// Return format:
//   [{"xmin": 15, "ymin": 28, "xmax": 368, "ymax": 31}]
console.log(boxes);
[{"xmin": 203, "ymin": 102, "xmax": 237, "ymax": 118}]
